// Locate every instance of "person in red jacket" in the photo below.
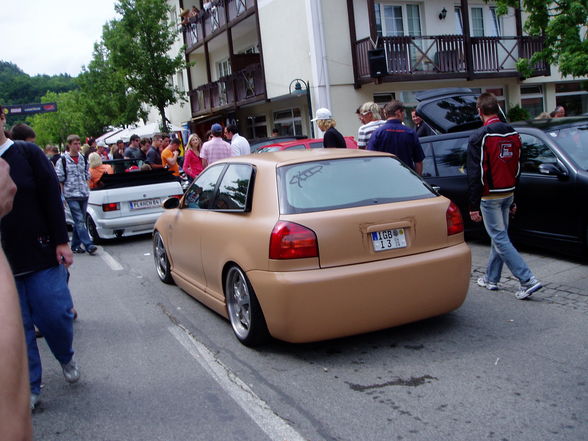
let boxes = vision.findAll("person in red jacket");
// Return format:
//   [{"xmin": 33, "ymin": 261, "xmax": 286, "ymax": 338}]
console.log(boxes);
[
  {"xmin": 183, "ymin": 134, "xmax": 204, "ymax": 181},
  {"xmin": 466, "ymin": 93, "xmax": 542, "ymax": 300}
]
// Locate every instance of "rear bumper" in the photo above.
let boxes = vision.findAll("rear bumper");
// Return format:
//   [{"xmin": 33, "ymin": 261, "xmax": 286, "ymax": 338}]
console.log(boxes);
[
  {"xmin": 93, "ymin": 212, "xmax": 161, "ymax": 238},
  {"xmin": 247, "ymin": 242, "xmax": 471, "ymax": 343}
]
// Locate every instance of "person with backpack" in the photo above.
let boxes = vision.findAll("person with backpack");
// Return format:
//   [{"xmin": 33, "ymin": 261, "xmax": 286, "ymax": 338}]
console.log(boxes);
[{"xmin": 55, "ymin": 134, "xmax": 97, "ymax": 255}]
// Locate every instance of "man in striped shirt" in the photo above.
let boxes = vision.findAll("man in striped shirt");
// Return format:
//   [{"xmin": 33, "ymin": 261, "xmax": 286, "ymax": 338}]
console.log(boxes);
[{"xmin": 356, "ymin": 102, "xmax": 385, "ymax": 149}]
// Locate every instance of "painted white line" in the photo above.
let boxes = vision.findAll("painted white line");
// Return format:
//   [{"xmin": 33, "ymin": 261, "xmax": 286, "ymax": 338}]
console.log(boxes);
[
  {"xmin": 99, "ymin": 249, "xmax": 124, "ymax": 271},
  {"xmin": 168, "ymin": 326, "xmax": 306, "ymax": 441}
]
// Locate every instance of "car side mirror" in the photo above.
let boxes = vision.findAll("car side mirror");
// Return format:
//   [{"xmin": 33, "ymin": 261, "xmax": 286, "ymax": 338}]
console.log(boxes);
[
  {"xmin": 538, "ymin": 163, "xmax": 568, "ymax": 179},
  {"xmin": 162, "ymin": 197, "xmax": 180, "ymax": 209}
]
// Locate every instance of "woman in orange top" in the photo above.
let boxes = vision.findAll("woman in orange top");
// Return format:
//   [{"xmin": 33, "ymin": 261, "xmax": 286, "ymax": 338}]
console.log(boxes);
[{"xmin": 88, "ymin": 152, "xmax": 113, "ymax": 189}]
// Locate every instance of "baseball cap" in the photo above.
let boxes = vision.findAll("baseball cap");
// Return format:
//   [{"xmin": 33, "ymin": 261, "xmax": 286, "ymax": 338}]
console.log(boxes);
[
  {"xmin": 97, "ymin": 140, "xmax": 106, "ymax": 147},
  {"xmin": 311, "ymin": 108, "xmax": 332, "ymax": 121},
  {"xmin": 211, "ymin": 123, "xmax": 223, "ymax": 134}
]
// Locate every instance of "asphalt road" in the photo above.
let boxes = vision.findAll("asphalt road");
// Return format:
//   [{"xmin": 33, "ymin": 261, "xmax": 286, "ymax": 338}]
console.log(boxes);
[{"xmin": 32, "ymin": 236, "xmax": 588, "ymax": 441}]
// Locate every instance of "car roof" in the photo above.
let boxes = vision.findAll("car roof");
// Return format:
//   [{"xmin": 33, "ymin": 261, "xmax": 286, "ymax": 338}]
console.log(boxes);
[
  {"xmin": 221, "ymin": 147, "xmax": 389, "ymax": 167},
  {"xmin": 512, "ymin": 116, "xmax": 588, "ymax": 130}
]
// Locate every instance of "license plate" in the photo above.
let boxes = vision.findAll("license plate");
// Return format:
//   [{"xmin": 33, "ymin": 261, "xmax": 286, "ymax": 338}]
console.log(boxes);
[
  {"xmin": 371, "ymin": 228, "xmax": 407, "ymax": 251},
  {"xmin": 129, "ymin": 198, "xmax": 161, "ymax": 210}
]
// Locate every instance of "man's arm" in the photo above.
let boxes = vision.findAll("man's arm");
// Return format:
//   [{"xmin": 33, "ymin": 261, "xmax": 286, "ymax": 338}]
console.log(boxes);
[{"xmin": 0, "ymin": 161, "xmax": 32, "ymax": 440}]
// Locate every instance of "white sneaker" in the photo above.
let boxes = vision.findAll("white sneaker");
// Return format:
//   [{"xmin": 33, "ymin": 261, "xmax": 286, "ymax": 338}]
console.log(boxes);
[
  {"xmin": 30, "ymin": 393, "xmax": 40, "ymax": 410},
  {"xmin": 477, "ymin": 276, "xmax": 499, "ymax": 291},
  {"xmin": 515, "ymin": 277, "xmax": 542, "ymax": 300},
  {"xmin": 61, "ymin": 358, "xmax": 80, "ymax": 384}
]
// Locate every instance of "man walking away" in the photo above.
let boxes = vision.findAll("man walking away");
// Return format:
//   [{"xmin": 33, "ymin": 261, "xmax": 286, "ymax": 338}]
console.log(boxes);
[
  {"xmin": 225, "ymin": 124, "xmax": 250, "ymax": 156},
  {"xmin": 200, "ymin": 123, "xmax": 232, "ymax": 167},
  {"xmin": 356, "ymin": 102, "xmax": 385, "ymax": 149},
  {"xmin": 466, "ymin": 92, "xmax": 542, "ymax": 300},
  {"xmin": 55, "ymin": 135, "xmax": 97, "ymax": 255},
  {"xmin": 0, "ymin": 106, "xmax": 80, "ymax": 411},
  {"xmin": 367, "ymin": 100, "xmax": 425, "ymax": 175}
]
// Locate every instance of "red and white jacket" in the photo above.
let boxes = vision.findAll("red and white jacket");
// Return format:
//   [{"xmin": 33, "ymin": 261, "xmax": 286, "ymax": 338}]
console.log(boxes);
[{"xmin": 466, "ymin": 116, "xmax": 521, "ymax": 211}]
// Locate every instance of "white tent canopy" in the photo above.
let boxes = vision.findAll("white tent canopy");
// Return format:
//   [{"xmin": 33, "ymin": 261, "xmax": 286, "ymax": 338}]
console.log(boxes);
[{"xmin": 101, "ymin": 122, "xmax": 183, "ymax": 144}]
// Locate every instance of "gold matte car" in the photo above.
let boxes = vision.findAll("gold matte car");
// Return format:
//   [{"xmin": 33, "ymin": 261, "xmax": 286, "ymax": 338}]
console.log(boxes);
[{"xmin": 153, "ymin": 149, "xmax": 471, "ymax": 346}]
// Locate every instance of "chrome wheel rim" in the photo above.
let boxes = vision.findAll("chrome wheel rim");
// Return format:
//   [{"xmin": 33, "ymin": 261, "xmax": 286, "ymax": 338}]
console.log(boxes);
[
  {"xmin": 226, "ymin": 267, "xmax": 251, "ymax": 339},
  {"xmin": 154, "ymin": 233, "xmax": 169, "ymax": 280}
]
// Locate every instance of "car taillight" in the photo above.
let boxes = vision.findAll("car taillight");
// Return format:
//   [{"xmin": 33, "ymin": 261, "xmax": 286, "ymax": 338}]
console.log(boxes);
[
  {"xmin": 269, "ymin": 221, "xmax": 318, "ymax": 259},
  {"xmin": 102, "ymin": 202, "xmax": 120, "ymax": 212},
  {"xmin": 446, "ymin": 201, "xmax": 464, "ymax": 235}
]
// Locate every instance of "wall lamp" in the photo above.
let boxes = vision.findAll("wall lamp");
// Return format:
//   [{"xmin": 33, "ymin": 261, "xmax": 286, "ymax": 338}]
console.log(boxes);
[
  {"xmin": 439, "ymin": 8, "xmax": 447, "ymax": 20},
  {"xmin": 288, "ymin": 79, "xmax": 314, "ymax": 138}
]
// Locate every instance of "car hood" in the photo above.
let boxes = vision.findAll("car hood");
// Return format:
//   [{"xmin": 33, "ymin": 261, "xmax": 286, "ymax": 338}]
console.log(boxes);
[{"xmin": 415, "ymin": 88, "xmax": 484, "ymax": 134}]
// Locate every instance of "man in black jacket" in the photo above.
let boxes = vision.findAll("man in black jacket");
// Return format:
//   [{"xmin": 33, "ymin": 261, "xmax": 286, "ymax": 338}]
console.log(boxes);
[
  {"xmin": 466, "ymin": 93, "xmax": 542, "ymax": 300},
  {"xmin": 0, "ymin": 106, "xmax": 80, "ymax": 410}
]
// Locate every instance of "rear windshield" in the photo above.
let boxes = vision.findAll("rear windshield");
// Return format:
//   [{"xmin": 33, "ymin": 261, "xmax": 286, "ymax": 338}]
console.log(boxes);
[
  {"xmin": 277, "ymin": 156, "xmax": 435, "ymax": 214},
  {"xmin": 418, "ymin": 95, "xmax": 482, "ymax": 133}
]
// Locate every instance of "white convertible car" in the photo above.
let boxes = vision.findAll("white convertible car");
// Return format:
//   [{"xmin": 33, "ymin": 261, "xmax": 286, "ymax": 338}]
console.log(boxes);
[{"xmin": 84, "ymin": 159, "xmax": 183, "ymax": 242}]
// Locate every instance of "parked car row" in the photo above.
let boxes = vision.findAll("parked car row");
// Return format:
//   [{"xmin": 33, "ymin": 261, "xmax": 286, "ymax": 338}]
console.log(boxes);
[
  {"xmin": 256, "ymin": 136, "xmax": 358, "ymax": 152},
  {"xmin": 415, "ymin": 88, "xmax": 588, "ymax": 256}
]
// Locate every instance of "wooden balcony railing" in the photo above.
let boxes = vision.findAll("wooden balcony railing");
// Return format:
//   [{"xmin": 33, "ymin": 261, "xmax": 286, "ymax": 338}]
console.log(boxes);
[
  {"xmin": 354, "ymin": 35, "xmax": 548, "ymax": 83},
  {"xmin": 182, "ymin": 0, "xmax": 256, "ymax": 52},
  {"xmin": 188, "ymin": 63, "xmax": 266, "ymax": 116}
]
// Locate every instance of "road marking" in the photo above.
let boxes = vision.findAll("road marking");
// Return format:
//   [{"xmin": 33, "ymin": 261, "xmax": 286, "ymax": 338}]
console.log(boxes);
[
  {"xmin": 168, "ymin": 326, "xmax": 306, "ymax": 441},
  {"xmin": 99, "ymin": 249, "xmax": 124, "ymax": 271}
]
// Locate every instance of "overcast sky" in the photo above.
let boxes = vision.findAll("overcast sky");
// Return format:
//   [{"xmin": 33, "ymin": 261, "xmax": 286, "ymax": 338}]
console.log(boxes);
[{"xmin": 1, "ymin": 0, "xmax": 118, "ymax": 77}]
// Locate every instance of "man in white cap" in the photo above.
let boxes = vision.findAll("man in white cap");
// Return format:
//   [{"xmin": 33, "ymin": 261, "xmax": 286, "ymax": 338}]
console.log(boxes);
[
  {"xmin": 200, "ymin": 123, "xmax": 232, "ymax": 167},
  {"xmin": 312, "ymin": 108, "xmax": 346, "ymax": 148},
  {"xmin": 96, "ymin": 140, "xmax": 109, "ymax": 161}
]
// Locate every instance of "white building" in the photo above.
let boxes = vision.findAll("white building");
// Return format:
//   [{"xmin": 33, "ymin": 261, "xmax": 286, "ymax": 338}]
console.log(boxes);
[{"xmin": 163, "ymin": 0, "xmax": 588, "ymax": 139}]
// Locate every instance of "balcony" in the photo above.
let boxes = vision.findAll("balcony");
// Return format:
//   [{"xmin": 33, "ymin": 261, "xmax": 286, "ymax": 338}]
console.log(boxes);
[
  {"xmin": 354, "ymin": 35, "xmax": 548, "ymax": 84},
  {"xmin": 188, "ymin": 63, "xmax": 266, "ymax": 116},
  {"xmin": 182, "ymin": 0, "xmax": 256, "ymax": 52}
]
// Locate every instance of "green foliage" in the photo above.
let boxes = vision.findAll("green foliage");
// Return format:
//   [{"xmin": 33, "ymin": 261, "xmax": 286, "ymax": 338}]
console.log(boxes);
[
  {"xmin": 494, "ymin": 0, "xmax": 588, "ymax": 77},
  {"xmin": 77, "ymin": 42, "xmax": 146, "ymax": 136},
  {"xmin": 29, "ymin": 91, "xmax": 87, "ymax": 147},
  {"xmin": 507, "ymin": 104, "xmax": 530, "ymax": 122},
  {"xmin": 0, "ymin": 60, "xmax": 78, "ymax": 126},
  {"xmin": 102, "ymin": 0, "xmax": 188, "ymax": 132}
]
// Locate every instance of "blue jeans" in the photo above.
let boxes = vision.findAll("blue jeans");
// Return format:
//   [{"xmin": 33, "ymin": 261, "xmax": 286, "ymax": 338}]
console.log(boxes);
[
  {"xmin": 480, "ymin": 195, "xmax": 533, "ymax": 284},
  {"xmin": 16, "ymin": 265, "xmax": 75, "ymax": 395},
  {"xmin": 67, "ymin": 198, "xmax": 94, "ymax": 250}
]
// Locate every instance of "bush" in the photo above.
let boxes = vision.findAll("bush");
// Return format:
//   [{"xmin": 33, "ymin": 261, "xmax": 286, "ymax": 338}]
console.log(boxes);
[{"xmin": 507, "ymin": 105, "xmax": 530, "ymax": 122}]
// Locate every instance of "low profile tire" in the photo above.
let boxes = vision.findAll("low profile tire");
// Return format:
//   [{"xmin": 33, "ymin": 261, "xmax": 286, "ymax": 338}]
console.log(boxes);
[
  {"xmin": 86, "ymin": 215, "xmax": 102, "ymax": 244},
  {"xmin": 153, "ymin": 231, "xmax": 174, "ymax": 284},
  {"xmin": 225, "ymin": 265, "xmax": 269, "ymax": 347}
]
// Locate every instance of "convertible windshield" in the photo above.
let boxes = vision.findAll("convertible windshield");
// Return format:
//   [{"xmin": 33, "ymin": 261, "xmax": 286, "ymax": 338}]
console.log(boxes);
[
  {"xmin": 278, "ymin": 156, "xmax": 435, "ymax": 214},
  {"xmin": 548, "ymin": 125, "xmax": 588, "ymax": 170}
]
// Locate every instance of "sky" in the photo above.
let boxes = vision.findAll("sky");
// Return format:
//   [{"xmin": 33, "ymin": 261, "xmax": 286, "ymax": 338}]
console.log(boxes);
[{"xmin": 1, "ymin": 0, "xmax": 118, "ymax": 77}]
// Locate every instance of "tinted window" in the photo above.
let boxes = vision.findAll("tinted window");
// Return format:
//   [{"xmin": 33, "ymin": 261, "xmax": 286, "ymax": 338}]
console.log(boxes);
[
  {"xmin": 520, "ymin": 134, "xmax": 557, "ymax": 173},
  {"xmin": 418, "ymin": 95, "xmax": 482, "ymax": 133},
  {"xmin": 310, "ymin": 142, "xmax": 323, "ymax": 149},
  {"xmin": 214, "ymin": 164, "xmax": 253, "ymax": 210},
  {"xmin": 278, "ymin": 156, "xmax": 434, "ymax": 214},
  {"xmin": 184, "ymin": 165, "xmax": 224, "ymax": 209},
  {"xmin": 432, "ymin": 137, "xmax": 468, "ymax": 176},
  {"xmin": 420, "ymin": 142, "xmax": 436, "ymax": 177},
  {"xmin": 285, "ymin": 144, "xmax": 306, "ymax": 151},
  {"xmin": 546, "ymin": 125, "xmax": 588, "ymax": 169}
]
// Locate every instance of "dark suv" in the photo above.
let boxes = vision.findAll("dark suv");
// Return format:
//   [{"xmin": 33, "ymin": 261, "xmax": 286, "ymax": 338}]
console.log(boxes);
[{"xmin": 415, "ymin": 88, "xmax": 588, "ymax": 255}]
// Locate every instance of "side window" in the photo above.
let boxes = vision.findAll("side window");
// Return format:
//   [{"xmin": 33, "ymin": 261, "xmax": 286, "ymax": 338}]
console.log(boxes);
[
  {"xmin": 309, "ymin": 142, "xmax": 323, "ymax": 149},
  {"xmin": 432, "ymin": 137, "xmax": 468, "ymax": 176},
  {"xmin": 214, "ymin": 164, "xmax": 254, "ymax": 210},
  {"xmin": 184, "ymin": 165, "xmax": 224, "ymax": 209},
  {"xmin": 285, "ymin": 144, "xmax": 306, "ymax": 151},
  {"xmin": 420, "ymin": 142, "xmax": 436, "ymax": 177},
  {"xmin": 520, "ymin": 134, "xmax": 557, "ymax": 174}
]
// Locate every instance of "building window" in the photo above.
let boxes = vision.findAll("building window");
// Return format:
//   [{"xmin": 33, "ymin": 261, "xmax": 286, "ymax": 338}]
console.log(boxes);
[
  {"xmin": 470, "ymin": 87, "xmax": 506, "ymax": 112},
  {"xmin": 455, "ymin": 6, "xmax": 463, "ymax": 34},
  {"xmin": 176, "ymin": 73, "xmax": 185, "ymax": 92},
  {"xmin": 248, "ymin": 115, "xmax": 267, "ymax": 139},
  {"xmin": 216, "ymin": 59, "xmax": 231, "ymax": 106},
  {"xmin": 375, "ymin": 3, "xmax": 422, "ymax": 37},
  {"xmin": 555, "ymin": 82, "xmax": 588, "ymax": 116},
  {"xmin": 489, "ymin": 7, "xmax": 502, "ymax": 36},
  {"xmin": 273, "ymin": 108, "xmax": 302, "ymax": 136},
  {"xmin": 373, "ymin": 93, "xmax": 395, "ymax": 106},
  {"xmin": 471, "ymin": 8, "xmax": 485, "ymax": 37},
  {"xmin": 521, "ymin": 85, "xmax": 544, "ymax": 118},
  {"xmin": 236, "ymin": 0, "xmax": 247, "ymax": 15}
]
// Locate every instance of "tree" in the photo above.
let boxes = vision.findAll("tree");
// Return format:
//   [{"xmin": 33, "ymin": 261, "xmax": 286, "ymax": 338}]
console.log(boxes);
[
  {"xmin": 494, "ymin": 0, "xmax": 588, "ymax": 77},
  {"xmin": 102, "ymin": 0, "xmax": 187, "ymax": 132},
  {"xmin": 77, "ymin": 41, "xmax": 146, "ymax": 135},
  {"xmin": 29, "ymin": 91, "xmax": 86, "ymax": 147}
]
